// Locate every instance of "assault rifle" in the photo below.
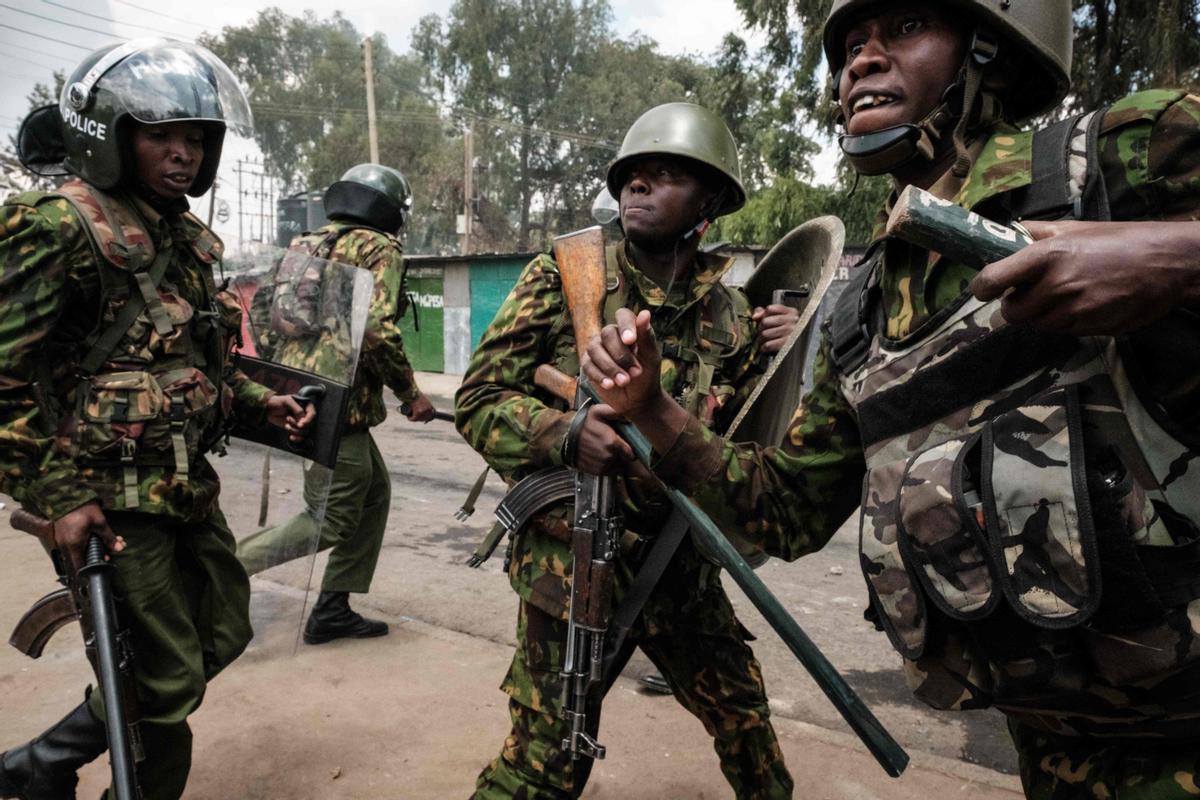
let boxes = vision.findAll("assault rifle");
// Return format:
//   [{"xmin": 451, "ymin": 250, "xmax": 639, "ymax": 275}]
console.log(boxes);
[
  {"xmin": 545, "ymin": 226, "xmax": 910, "ymax": 778},
  {"xmin": 8, "ymin": 510, "xmax": 143, "ymax": 800},
  {"xmin": 553, "ymin": 228, "xmax": 620, "ymax": 762}
]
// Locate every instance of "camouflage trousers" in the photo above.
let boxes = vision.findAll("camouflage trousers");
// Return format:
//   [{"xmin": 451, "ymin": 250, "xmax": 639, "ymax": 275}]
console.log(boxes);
[
  {"xmin": 1010, "ymin": 719, "xmax": 1200, "ymax": 798},
  {"xmin": 472, "ymin": 539, "xmax": 793, "ymax": 799}
]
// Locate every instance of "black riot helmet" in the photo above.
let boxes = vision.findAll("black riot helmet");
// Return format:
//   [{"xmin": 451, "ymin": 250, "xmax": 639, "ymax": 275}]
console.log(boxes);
[
  {"xmin": 323, "ymin": 163, "xmax": 413, "ymax": 234},
  {"xmin": 26, "ymin": 38, "xmax": 253, "ymax": 195}
]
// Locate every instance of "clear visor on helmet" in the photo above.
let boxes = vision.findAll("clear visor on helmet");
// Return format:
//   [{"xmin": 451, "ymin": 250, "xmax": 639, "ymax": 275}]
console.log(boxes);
[{"xmin": 62, "ymin": 40, "xmax": 253, "ymax": 136}]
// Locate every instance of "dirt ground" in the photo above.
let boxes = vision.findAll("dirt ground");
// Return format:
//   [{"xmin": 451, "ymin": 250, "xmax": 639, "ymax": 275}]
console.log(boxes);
[{"xmin": 0, "ymin": 371, "xmax": 1025, "ymax": 799}]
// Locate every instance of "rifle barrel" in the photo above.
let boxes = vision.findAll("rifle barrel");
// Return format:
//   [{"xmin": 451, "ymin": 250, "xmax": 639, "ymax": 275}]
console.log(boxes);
[{"xmin": 79, "ymin": 536, "xmax": 139, "ymax": 800}]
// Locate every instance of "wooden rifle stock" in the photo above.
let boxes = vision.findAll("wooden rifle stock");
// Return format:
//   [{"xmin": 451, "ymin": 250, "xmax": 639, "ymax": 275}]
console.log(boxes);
[
  {"xmin": 553, "ymin": 226, "xmax": 607, "ymax": 362},
  {"xmin": 534, "ymin": 364, "xmax": 577, "ymax": 407}
]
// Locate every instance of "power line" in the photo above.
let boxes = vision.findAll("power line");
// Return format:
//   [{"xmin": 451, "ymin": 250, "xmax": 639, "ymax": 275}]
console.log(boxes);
[
  {"xmin": 1, "ymin": 4, "xmax": 127, "ymax": 41},
  {"xmin": 0, "ymin": 38, "xmax": 78, "ymax": 62},
  {"xmin": 0, "ymin": 22, "xmax": 94, "ymax": 50},
  {"xmin": 0, "ymin": 47, "xmax": 68, "ymax": 72},
  {"xmin": 41, "ymin": 0, "xmax": 179, "ymax": 38},
  {"xmin": 111, "ymin": 0, "xmax": 210, "ymax": 31}
]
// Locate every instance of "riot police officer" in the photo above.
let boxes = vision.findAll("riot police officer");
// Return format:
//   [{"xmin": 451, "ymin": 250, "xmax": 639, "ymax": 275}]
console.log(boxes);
[
  {"xmin": 0, "ymin": 39, "xmax": 310, "ymax": 799},
  {"xmin": 237, "ymin": 163, "xmax": 436, "ymax": 644}
]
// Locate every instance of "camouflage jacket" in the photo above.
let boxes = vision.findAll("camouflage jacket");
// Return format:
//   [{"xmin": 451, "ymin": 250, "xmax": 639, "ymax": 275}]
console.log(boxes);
[
  {"xmin": 456, "ymin": 241, "xmax": 767, "ymax": 617},
  {"xmin": 0, "ymin": 184, "xmax": 274, "ymax": 521},
  {"xmin": 654, "ymin": 90, "xmax": 1200, "ymax": 733},
  {"xmin": 269, "ymin": 222, "xmax": 420, "ymax": 431}
]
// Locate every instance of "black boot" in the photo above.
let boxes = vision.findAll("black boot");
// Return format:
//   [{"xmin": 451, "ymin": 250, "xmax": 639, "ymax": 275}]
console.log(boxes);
[
  {"xmin": 0, "ymin": 701, "xmax": 107, "ymax": 800},
  {"xmin": 638, "ymin": 671, "xmax": 673, "ymax": 695},
  {"xmin": 302, "ymin": 591, "xmax": 388, "ymax": 645}
]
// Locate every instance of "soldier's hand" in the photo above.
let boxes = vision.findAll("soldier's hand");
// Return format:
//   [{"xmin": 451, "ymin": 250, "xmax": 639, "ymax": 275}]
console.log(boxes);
[
  {"xmin": 583, "ymin": 308, "xmax": 665, "ymax": 417},
  {"xmin": 404, "ymin": 393, "xmax": 436, "ymax": 423},
  {"xmin": 752, "ymin": 304, "xmax": 800, "ymax": 354},
  {"xmin": 971, "ymin": 220, "xmax": 1200, "ymax": 336},
  {"xmin": 573, "ymin": 404, "xmax": 636, "ymax": 476},
  {"xmin": 266, "ymin": 394, "xmax": 316, "ymax": 442},
  {"xmin": 54, "ymin": 502, "xmax": 123, "ymax": 573}
]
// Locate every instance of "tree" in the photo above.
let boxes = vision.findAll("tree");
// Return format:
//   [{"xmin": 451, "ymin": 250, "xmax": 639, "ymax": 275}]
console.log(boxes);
[
  {"xmin": 414, "ymin": 0, "xmax": 728, "ymax": 251},
  {"xmin": 202, "ymin": 11, "xmax": 463, "ymax": 253},
  {"xmin": 1072, "ymin": 0, "xmax": 1200, "ymax": 112},
  {"xmin": 3, "ymin": 73, "xmax": 68, "ymax": 196}
]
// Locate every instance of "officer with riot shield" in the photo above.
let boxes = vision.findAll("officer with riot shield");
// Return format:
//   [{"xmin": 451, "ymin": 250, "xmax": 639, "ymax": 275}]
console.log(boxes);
[{"xmin": 236, "ymin": 162, "xmax": 435, "ymax": 644}]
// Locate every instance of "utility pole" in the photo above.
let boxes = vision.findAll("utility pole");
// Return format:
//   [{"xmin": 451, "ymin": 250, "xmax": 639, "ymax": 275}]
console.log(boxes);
[
  {"xmin": 236, "ymin": 159, "xmax": 244, "ymax": 243},
  {"xmin": 462, "ymin": 124, "xmax": 473, "ymax": 255},
  {"xmin": 362, "ymin": 37, "xmax": 380, "ymax": 164}
]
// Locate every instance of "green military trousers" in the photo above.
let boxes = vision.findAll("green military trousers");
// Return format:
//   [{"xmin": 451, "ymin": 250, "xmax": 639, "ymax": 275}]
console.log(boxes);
[
  {"xmin": 236, "ymin": 430, "xmax": 390, "ymax": 593},
  {"xmin": 89, "ymin": 507, "xmax": 252, "ymax": 800},
  {"xmin": 1009, "ymin": 719, "xmax": 1200, "ymax": 799},
  {"xmin": 472, "ymin": 536, "xmax": 793, "ymax": 800}
]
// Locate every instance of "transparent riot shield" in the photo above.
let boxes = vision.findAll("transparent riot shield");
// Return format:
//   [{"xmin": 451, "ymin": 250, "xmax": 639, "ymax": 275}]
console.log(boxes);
[{"xmin": 218, "ymin": 241, "xmax": 373, "ymax": 649}]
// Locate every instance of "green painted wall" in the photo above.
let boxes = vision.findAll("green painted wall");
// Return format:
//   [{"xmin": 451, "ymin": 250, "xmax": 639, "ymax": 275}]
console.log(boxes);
[
  {"xmin": 469, "ymin": 259, "xmax": 527, "ymax": 346},
  {"xmin": 398, "ymin": 266, "xmax": 445, "ymax": 372}
]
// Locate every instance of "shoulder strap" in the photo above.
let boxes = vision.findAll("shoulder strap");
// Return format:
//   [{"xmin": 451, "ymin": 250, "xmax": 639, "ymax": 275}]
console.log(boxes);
[
  {"xmin": 77, "ymin": 246, "xmax": 174, "ymax": 377},
  {"xmin": 1011, "ymin": 106, "xmax": 1113, "ymax": 222},
  {"xmin": 55, "ymin": 182, "xmax": 155, "ymax": 270},
  {"xmin": 829, "ymin": 245, "xmax": 883, "ymax": 375},
  {"xmin": 601, "ymin": 244, "xmax": 626, "ymax": 325}
]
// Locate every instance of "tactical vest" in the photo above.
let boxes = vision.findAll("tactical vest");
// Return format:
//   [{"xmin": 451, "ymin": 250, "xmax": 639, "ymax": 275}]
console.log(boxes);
[
  {"xmin": 830, "ymin": 112, "xmax": 1200, "ymax": 734},
  {"xmin": 549, "ymin": 244, "xmax": 749, "ymax": 425},
  {"xmin": 279, "ymin": 224, "xmax": 409, "ymax": 330},
  {"xmin": 39, "ymin": 181, "xmax": 231, "ymax": 510}
]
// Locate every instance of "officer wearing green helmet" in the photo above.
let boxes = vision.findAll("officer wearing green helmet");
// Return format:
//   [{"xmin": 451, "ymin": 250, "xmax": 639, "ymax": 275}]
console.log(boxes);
[
  {"xmin": 584, "ymin": 2, "xmax": 1200, "ymax": 797},
  {"xmin": 456, "ymin": 102, "xmax": 799, "ymax": 798},
  {"xmin": 0, "ymin": 39, "xmax": 314, "ymax": 799},
  {"xmin": 237, "ymin": 162, "xmax": 435, "ymax": 643}
]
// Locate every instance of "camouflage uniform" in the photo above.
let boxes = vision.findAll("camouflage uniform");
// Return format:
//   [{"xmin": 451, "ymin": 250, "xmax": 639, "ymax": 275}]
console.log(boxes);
[
  {"xmin": 0, "ymin": 182, "xmax": 272, "ymax": 799},
  {"xmin": 456, "ymin": 242, "xmax": 795, "ymax": 799},
  {"xmin": 236, "ymin": 221, "xmax": 421, "ymax": 593},
  {"xmin": 652, "ymin": 90, "xmax": 1200, "ymax": 798}
]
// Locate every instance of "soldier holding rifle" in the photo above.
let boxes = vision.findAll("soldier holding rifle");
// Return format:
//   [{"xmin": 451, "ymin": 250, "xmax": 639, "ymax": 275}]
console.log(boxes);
[
  {"xmin": 584, "ymin": 2, "xmax": 1200, "ymax": 797},
  {"xmin": 0, "ymin": 40, "xmax": 313, "ymax": 800},
  {"xmin": 455, "ymin": 103, "xmax": 802, "ymax": 799}
]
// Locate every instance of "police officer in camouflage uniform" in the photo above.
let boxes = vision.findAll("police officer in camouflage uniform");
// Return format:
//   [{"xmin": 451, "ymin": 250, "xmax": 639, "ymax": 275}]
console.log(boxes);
[
  {"xmin": 455, "ymin": 103, "xmax": 801, "ymax": 799},
  {"xmin": 237, "ymin": 163, "xmax": 434, "ymax": 644},
  {"xmin": 585, "ymin": 2, "xmax": 1200, "ymax": 798},
  {"xmin": 0, "ymin": 40, "xmax": 313, "ymax": 800}
]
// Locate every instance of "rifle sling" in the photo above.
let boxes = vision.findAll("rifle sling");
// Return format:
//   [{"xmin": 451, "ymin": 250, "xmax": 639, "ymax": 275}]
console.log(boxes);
[{"xmin": 600, "ymin": 506, "xmax": 690, "ymax": 687}]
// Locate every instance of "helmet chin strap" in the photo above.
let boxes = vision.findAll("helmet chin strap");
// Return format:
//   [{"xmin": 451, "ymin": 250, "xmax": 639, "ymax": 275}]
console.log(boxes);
[{"xmin": 837, "ymin": 30, "xmax": 1000, "ymax": 179}]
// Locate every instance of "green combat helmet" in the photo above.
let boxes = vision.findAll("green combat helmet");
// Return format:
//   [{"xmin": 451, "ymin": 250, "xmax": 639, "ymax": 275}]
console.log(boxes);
[
  {"xmin": 23, "ymin": 38, "xmax": 253, "ymax": 195},
  {"xmin": 324, "ymin": 163, "xmax": 413, "ymax": 234},
  {"xmin": 606, "ymin": 102, "xmax": 746, "ymax": 221},
  {"xmin": 824, "ymin": 0, "xmax": 1072, "ymax": 176}
]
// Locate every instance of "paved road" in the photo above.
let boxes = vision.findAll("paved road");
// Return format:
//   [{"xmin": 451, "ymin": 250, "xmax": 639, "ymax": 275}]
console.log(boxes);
[{"xmin": 0, "ymin": 371, "xmax": 1024, "ymax": 798}]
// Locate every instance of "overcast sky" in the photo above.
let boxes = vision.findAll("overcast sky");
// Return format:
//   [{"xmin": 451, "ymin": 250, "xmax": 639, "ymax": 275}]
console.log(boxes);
[{"xmin": 1, "ymin": 0, "xmax": 839, "ymax": 237}]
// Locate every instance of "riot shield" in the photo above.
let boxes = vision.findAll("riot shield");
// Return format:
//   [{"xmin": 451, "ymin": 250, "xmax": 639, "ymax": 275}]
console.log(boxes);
[
  {"xmin": 696, "ymin": 216, "xmax": 845, "ymax": 568},
  {"xmin": 219, "ymin": 241, "xmax": 373, "ymax": 647}
]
